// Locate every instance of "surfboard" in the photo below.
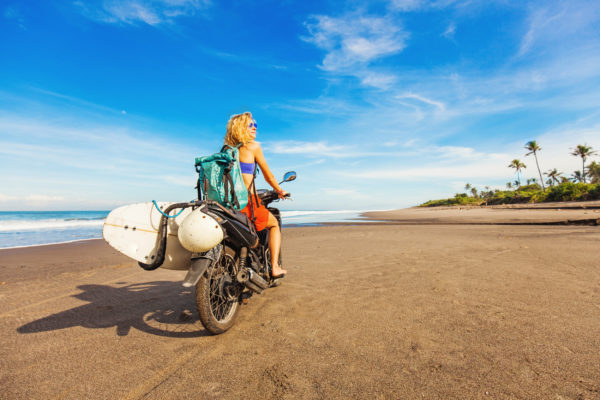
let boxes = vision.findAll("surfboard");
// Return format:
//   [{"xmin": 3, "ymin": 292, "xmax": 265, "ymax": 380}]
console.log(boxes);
[{"xmin": 102, "ymin": 202, "xmax": 193, "ymax": 270}]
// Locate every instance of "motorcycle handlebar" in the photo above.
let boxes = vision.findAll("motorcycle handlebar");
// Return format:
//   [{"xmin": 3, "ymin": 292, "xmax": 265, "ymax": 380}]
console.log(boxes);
[{"xmin": 258, "ymin": 190, "xmax": 291, "ymax": 205}]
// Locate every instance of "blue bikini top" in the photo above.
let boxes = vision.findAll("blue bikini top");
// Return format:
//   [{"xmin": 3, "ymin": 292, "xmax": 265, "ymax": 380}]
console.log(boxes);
[{"xmin": 239, "ymin": 161, "xmax": 255, "ymax": 174}]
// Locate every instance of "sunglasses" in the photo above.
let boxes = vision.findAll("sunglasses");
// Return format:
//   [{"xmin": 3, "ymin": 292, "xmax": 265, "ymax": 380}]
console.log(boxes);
[{"xmin": 249, "ymin": 122, "xmax": 257, "ymax": 128}]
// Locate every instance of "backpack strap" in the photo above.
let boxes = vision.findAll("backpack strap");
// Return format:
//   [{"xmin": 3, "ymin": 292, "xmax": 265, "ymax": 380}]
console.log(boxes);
[
  {"xmin": 223, "ymin": 163, "xmax": 240, "ymax": 209},
  {"xmin": 246, "ymin": 162, "xmax": 260, "ymax": 225},
  {"xmin": 196, "ymin": 176, "xmax": 202, "ymax": 201},
  {"xmin": 220, "ymin": 144, "xmax": 243, "ymax": 210},
  {"xmin": 251, "ymin": 162, "xmax": 259, "ymax": 207}
]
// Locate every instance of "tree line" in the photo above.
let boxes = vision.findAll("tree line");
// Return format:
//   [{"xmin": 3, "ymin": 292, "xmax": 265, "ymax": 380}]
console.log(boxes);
[
  {"xmin": 507, "ymin": 142, "xmax": 599, "ymax": 189},
  {"xmin": 421, "ymin": 141, "xmax": 600, "ymax": 207}
]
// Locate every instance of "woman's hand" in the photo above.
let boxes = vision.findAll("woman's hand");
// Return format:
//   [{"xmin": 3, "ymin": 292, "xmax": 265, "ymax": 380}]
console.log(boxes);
[{"xmin": 277, "ymin": 189, "xmax": 289, "ymax": 199}]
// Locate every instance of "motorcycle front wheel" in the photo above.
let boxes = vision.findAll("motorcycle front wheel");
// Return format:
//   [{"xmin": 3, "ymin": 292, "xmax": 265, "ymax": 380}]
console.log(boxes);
[{"xmin": 195, "ymin": 245, "xmax": 241, "ymax": 335}]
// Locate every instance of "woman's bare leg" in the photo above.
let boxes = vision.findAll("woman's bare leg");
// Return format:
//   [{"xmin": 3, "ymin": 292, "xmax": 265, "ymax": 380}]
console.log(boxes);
[{"xmin": 266, "ymin": 212, "xmax": 286, "ymax": 277}]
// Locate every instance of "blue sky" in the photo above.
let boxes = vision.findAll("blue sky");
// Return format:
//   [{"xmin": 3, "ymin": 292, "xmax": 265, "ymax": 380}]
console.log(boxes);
[{"xmin": 1, "ymin": 0, "xmax": 600, "ymax": 211}]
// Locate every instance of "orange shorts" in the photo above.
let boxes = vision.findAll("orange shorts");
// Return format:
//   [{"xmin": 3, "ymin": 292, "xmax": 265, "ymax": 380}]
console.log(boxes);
[{"xmin": 241, "ymin": 196, "xmax": 270, "ymax": 232}]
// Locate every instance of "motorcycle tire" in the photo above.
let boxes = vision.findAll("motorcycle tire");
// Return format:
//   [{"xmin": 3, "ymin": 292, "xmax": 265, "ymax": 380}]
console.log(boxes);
[{"xmin": 195, "ymin": 245, "xmax": 241, "ymax": 335}]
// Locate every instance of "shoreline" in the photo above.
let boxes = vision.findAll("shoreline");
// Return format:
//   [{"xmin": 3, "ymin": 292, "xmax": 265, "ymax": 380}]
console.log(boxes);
[
  {"xmin": 0, "ymin": 237, "xmax": 103, "ymax": 251},
  {"xmin": 3, "ymin": 200, "xmax": 600, "ymax": 251},
  {"xmin": 361, "ymin": 200, "xmax": 600, "ymax": 225}
]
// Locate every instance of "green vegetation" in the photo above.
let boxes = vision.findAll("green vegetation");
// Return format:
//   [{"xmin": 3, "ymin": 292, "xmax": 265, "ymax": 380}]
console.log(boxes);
[
  {"xmin": 420, "ymin": 141, "xmax": 600, "ymax": 207},
  {"xmin": 420, "ymin": 182, "xmax": 600, "ymax": 207},
  {"xmin": 421, "ymin": 193, "xmax": 483, "ymax": 207}
]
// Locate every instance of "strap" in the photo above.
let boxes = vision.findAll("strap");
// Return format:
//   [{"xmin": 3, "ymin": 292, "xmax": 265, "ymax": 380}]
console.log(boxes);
[
  {"xmin": 223, "ymin": 168, "xmax": 230, "ymax": 206},
  {"xmin": 196, "ymin": 175, "xmax": 202, "ymax": 200},
  {"xmin": 223, "ymin": 163, "xmax": 240, "ymax": 209},
  {"xmin": 247, "ymin": 162, "xmax": 259, "ymax": 224},
  {"xmin": 251, "ymin": 162, "xmax": 259, "ymax": 206},
  {"xmin": 152, "ymin": 200, "xmax": 185, "ymax": 218},
  {"xmin": 228, "ymin": 173, "xmax": 240, "ymax": 209}
]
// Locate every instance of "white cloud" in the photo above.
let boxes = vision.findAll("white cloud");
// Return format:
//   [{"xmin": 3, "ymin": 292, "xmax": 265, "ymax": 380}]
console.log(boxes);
[
  {"xmin": 348, "ymin": 164, "xmax": 506, "ymax": 181},
  {"xmin": 433, "ymin": 145, "xmax": 496, "ymax": 159},
  {"xmin": 360, "ymin": 72, "xmax": 398, "ymax": 89},
  {"xmin": 0, "ymin": 194, "xmax": 65, "ymax": 208},
  {"xmin": 26, "ymin": 195, "xmax": 65, "ymax": 202},
  {"xmin": 0, "ymin": 107, "xmax": 206, "ymax": 210},
  {"xmin": 324, "ymin": 188, "xmax": 360, "ymax": 196},
  {"xmin": 396, "ymin": 92, "xmax": 446, "ymax": 112},
  {"xmin": 302, "ymin": 13, "xmax": 408, "ymax": 72},
  {"xmin": 159, "ymin": 174, "xmax": 197, "ymax": 187},
  {"xmin": 266, "ymin": 141, "xmax": 347, "ymax": 157},
  {"xmin": 403, "ymin": 138, "xmax": 419, "ymax": 147},
  {"xmin": 343, "ymin": 124, "xmax": 600, "ymax": 184},
  {"xmin": 442, "ymin": 22, "xmax": 456, "ymax": 39},
  {"xmin": 0, "ymin": 193, "xmax": 17, "ymax": 202},
  {"xmin": 388, "ymin": 0, "xmax": 462, "ymax": 12},
  {"xmin": 4, "ymin": 5, "xmax": 26, "ymax": 29},
  {"xmin": 389, "ymin": 0, "xmax": 424, "ymax": 11},
  {"xmin": 75, "ymin": 0, "xmax": 209, "ymax": 26},
  {"xmin": 518, "ymin": 1, "xmax": 600, "ymax": 57},
  {"xmin": 519, "ymin": 7, "xmax": 564, "ymax": 56}
]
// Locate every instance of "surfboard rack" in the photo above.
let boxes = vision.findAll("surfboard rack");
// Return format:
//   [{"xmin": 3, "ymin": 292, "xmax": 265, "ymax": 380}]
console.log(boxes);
[
  {"xmin": 135, "ymin": 199, "xmax": 252, "ymax": 271},
  {"xmin": 138, "ymin": 201, "xmax": 202, "ymax": 271}
]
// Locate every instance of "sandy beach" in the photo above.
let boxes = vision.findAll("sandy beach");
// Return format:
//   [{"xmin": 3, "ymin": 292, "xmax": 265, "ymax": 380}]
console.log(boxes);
[{"xmin": 1, "ymin": 205, "xmax": 599, "ymax": 399}]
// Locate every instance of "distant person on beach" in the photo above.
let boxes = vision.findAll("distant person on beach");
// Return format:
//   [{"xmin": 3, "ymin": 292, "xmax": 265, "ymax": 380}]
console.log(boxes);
[{"xmin": 224, "ymin": 112, "xmax": 288, "ymax": 278}]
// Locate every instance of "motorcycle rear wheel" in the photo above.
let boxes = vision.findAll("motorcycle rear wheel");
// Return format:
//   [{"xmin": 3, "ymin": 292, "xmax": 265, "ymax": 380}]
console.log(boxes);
[{"xmin": 195, "ymin": 245, "xmax": 241, "ymax": 335}]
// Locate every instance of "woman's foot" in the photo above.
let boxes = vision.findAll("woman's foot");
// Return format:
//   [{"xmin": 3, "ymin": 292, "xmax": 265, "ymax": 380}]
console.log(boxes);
[{"xmin": 271, "ymin": 266, "xmax": 287, "ymax": 279}]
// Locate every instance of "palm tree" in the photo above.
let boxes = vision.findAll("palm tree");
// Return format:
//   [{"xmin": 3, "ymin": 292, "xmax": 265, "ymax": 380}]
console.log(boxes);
[
  {"xmin": 464, "ymin": 183, "xmax": 472, "ymax": 196},
  {"xmin": 471, "ymin": 187, "xmax": 478, "ymax": 198},
  {"xmin": 570, "ymin": 144, "xmax": 596, "ymax": 183},
  {"xmin": 506, "ymin": 182, "xmax": 513, "ymax": 190},
  {"xmin": 544, "ymin": 168, "xmax": 562, "ymax": 187},
  {"xmin": 481, "ymin": 187, "xmax": 493, "ymax": 206},
  {"xmin": 587, "ymin": 161, "xmax": 600, "ymax": 184},
  {"xmin": 508, "ymin": 159, "xmax": 526, "ymax": 187},
  {"xmin": 571, "ymin": 170, "xmax": 584, "ymax": 183},
  {"xmin": 525, "ymin": 140, "xmax": 545, "ymax": 190}
]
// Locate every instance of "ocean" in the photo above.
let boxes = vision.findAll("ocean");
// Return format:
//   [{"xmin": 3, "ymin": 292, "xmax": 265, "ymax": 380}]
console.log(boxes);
[{"xmin": 0, "ymin": 210, "xmax": 364, "ymax": 249}]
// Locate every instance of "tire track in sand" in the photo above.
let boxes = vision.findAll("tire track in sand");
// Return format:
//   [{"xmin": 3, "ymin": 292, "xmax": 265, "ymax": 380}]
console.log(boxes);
[{"xmin": 120, "ymin": 343, "xmax": 224, "ymax": 400}]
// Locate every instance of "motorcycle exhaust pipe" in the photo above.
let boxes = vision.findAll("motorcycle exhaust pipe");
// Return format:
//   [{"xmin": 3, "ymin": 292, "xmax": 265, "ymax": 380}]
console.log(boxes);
[
  {"xmin": 236, "ymin": 268, "xmax": 268, "ymax": 293},
  {"xmin": 244, "ymin": 280, "xmax": 263, "ymax": 294}
]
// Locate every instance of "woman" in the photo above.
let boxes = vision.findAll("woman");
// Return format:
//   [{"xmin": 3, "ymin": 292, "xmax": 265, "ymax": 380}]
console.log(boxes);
[{"xmin": 224, "ymin": 112, "xmax": 288, "ymax": 279}]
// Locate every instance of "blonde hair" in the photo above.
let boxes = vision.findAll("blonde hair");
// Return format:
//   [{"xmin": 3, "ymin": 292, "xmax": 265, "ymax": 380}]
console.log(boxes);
[{"xmin": 224, "ymin": 112, "xmax": 254, "ymax": 146}]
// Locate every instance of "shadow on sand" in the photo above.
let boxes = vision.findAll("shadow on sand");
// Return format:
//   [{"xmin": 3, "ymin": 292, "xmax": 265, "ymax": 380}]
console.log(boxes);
[{"xmin": 17, "ymin": 281, "xmax": 210, "ymax": 338}]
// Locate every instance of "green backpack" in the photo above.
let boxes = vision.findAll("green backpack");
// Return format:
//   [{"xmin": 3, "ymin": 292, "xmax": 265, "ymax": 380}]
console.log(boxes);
[{"xmin": 195, "ymin": 145, "xmax": 249, "ymax": 210}]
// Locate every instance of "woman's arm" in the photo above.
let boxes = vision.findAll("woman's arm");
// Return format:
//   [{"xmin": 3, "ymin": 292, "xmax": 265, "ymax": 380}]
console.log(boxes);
[{"xmin": 253, "ymin": 143, "xmax": 286, "ymax": 196}]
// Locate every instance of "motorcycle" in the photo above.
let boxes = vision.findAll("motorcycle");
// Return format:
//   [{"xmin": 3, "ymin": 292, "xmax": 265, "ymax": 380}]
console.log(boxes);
[{"xmin": 141, "ymin": 171, "xmax": 296, "ymax": 335}]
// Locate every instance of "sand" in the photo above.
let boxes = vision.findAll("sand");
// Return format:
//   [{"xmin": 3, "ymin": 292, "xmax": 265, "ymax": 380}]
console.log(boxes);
[
  {"xmin": 363, "ymin": 201, "xmax": 600, "ymax": 225},
  {"xmin": 1, "ymin": 206, "xmax": 599, "ymax": 399}
]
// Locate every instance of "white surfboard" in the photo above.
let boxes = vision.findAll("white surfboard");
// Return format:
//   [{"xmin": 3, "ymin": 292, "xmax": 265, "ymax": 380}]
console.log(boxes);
[{"xmin": 103, "ymin": 202, "xmax": 193, "ymax": 270}]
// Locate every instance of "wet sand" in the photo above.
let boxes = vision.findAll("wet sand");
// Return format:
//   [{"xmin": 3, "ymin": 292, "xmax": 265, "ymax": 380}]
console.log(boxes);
[{"xmin": 1, "ymin": 207, "xmax": 600, "ymax": 399}]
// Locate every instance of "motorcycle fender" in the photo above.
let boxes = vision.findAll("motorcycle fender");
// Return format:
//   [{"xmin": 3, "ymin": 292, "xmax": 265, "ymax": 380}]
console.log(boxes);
[{"xmin": 181, "ymin": 257, "xmax": 212, "ymax": 288}]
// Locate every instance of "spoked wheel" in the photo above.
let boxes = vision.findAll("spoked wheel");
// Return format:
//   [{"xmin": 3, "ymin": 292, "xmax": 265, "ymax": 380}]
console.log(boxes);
[{"xmin": 196, "ymin": 245, "xmax": 242, "ymax": 335}]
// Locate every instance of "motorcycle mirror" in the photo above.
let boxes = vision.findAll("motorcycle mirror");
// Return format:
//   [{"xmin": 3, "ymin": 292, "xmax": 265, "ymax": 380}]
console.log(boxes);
[{"xmin": 280, "ymin": 171, "xmax": 297, "ymax": 184}]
